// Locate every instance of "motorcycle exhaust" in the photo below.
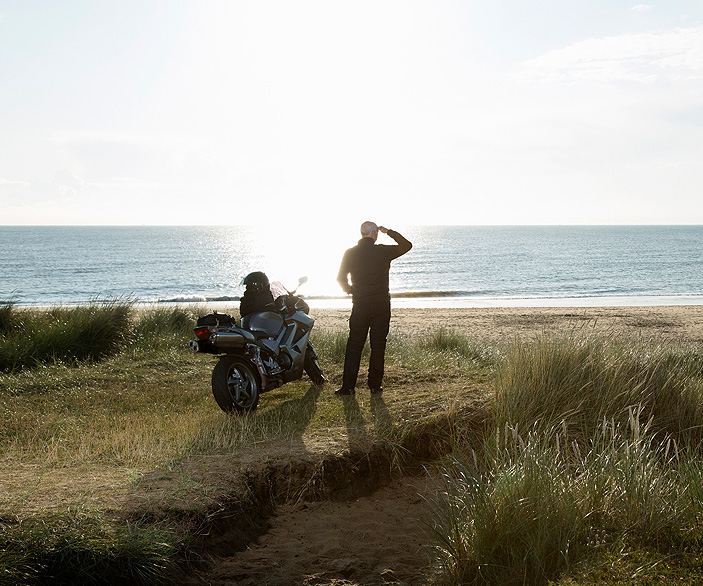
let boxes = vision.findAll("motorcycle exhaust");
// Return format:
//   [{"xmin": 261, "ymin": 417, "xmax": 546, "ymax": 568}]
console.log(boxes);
[{"xmin": 210, "ymin": 331, "xmax": 248, "ymax": 348}]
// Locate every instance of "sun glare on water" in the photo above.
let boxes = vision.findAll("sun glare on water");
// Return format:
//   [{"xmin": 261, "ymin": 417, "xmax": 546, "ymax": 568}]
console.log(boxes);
[{"xmin": 231, "ymin": 224, "xmax": 360, "ymax": 300}]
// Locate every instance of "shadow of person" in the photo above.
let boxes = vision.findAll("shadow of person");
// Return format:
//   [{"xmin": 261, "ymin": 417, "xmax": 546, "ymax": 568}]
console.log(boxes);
[
  {"xmin": 340, "ymin": 395, "xmax": 369, "ymax": 448},
  {"xmin": 253, "ymin": 381, "xmax": 324, "ymax": 455},
  {"xmin": 370, "ymin": 394, "xmax": 394, "ymax": 435},
  {"xmin": 118, "ymin": 380, "xmax": 327, "ymax": 560},
  {"xmin": 121, "ymin": 381, "xmax": 325, "ymax": 516}
]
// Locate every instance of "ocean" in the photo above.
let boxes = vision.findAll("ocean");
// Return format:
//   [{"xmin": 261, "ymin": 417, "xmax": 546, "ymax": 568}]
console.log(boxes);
[{"xmin": 1, "ymin": 225, "xmax": 702, "ymax": 308}]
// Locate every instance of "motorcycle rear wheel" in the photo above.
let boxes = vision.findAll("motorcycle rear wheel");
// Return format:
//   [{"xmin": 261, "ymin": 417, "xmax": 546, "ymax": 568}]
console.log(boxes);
[{"xmin": 212, "ymin": 355, "xmax": 260, "ymax": 414}]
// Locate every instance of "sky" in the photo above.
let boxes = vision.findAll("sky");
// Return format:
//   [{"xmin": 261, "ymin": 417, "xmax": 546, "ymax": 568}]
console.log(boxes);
[{"xmin": 1, "ymin": 1, "xmax": 702, "ymax": 226}]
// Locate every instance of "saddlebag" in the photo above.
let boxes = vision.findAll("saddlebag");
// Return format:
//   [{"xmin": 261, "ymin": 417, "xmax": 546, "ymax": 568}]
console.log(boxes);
[{"xmin": 197, "ymin": 312, "xmax": 236, "ymax": 327}]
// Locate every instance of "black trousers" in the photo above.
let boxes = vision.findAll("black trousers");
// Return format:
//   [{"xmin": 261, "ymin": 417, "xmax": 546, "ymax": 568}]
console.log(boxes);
[{"xmin": 341, "ymin": 296, "xmax": 391, "ymax": 390}]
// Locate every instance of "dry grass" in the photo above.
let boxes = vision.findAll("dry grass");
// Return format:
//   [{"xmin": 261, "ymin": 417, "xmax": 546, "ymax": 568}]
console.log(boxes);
[
  {"xmin": 4, "ymin": 304, "xmax": 703, "ymax": 585},
  {"xmin": 0, "ymin": 305, "xmax": 493, "ymax": 586}
]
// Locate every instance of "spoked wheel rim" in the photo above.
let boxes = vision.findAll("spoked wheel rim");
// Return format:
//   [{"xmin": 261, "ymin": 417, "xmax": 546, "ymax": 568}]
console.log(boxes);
[
  {"xmin": 212, "ymin": 356, "xmax": 260, "ymax": 414},
  {"xmin": 226, "ymin": 362, "xmax": 258, "ymax": 409}
]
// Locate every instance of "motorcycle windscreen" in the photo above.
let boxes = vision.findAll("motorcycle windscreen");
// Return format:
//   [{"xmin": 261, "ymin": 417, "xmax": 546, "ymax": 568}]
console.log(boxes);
[{"xmin": 243, "ymin": 311, "xmax": 285, "ymax": 337}]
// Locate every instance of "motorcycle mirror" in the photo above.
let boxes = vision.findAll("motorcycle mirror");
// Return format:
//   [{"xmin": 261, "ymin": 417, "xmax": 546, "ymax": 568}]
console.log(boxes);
[{"xmin": 298, "ymin": 276, "xmax": 308, "ymax": 286}]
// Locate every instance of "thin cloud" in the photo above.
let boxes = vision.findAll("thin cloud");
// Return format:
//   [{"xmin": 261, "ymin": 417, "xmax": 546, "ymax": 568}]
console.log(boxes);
[
  {"xmin": 0, "ymin": 179, "xmax": 29, "ymax": 205},
  {"xmin": 50, "ymin": 169, "xmax": 85, "ymax": 197},
  {"xmin": 50, "ymin": 130, "xmax": 191, "ymax": 150},
  {"xmin": 515, "ymin": 26, "xmax": 703, "ymax": 84},
  {"xmin": 0, "ymin": 178, "xmax": 29, "ymax": 188},
  {"xmin": 631, "ymin": 4, "xmax": 654, "ymax": 12},
  {"xmin": 0, "ymin": 170, "xmax": 86, "ymax": 206}
]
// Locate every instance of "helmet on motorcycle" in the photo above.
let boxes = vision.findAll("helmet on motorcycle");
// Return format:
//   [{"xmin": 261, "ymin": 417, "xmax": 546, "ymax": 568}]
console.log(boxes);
[{"xmin": 242, "ymin": 271, "xmax": 269, "ymax": 293}]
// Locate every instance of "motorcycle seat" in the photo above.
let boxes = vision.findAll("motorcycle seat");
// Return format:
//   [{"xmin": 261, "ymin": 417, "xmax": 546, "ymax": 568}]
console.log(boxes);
[
  {"xmin": 241, "ymin": 311, "xmax": 285, "ymax": 339},
  {"xmin": 248, "ymin": 329, "xmax": 270, "ymax": 340}
]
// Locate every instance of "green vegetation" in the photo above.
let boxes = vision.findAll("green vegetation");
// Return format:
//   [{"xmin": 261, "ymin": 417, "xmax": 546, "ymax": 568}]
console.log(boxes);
[
  {"xmin": 0, "ymin": 302, "xmax": 134, "ymax": 372},
  {"xmin": 0, "ymin": 302, "xmax": 485, "ymax": 585},
  {"xmin": 426, "ymin": 423, "xmax": 703, "ymax": 585},
  {"xmin": 0, "ymin": 510, "xmax": 185, "ymax": 586},
  {"xmin": 426, "ymin": 333, "xmax": 703, "ymax": 586},
  {"xmin": 420, "ymin": 327, "xmax": 496, "ymax": 367},
  {"xmin": 493, "ymin": 332, "xmax": 703, "ymax": 445},
  {"xmin": 0, "ymin": 303, "xmax": 208, "ymax": 585},
  {"xmin": 2, "ymin": 303, "xmax": 703, "ymax": 584}
]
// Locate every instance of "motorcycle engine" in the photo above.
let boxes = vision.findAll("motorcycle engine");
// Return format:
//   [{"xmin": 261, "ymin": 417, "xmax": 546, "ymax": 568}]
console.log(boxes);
[
  {"xmin": 261, "ymin": 348, "xmax": 291, "ymax": 375},
  {"xmin": 261, "ymin": 354, "xmax": 282, "ymax": 375}
]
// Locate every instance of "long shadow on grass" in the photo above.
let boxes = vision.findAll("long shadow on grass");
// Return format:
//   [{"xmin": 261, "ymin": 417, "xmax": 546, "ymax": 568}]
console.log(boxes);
[
  {"xmin": 258, "ymin": 382, "xmax": 324, "ymax": 455},
  {"xmin": 340, "ymin": 395, "xmax": 370, "ymax": 448},
  {"xmin": 370, "ymin": 394, "xmax": 393, "ymax": 435},
  {"xmin": 122, "ymin": 382, "xmax": 325, "ymax": 518}
]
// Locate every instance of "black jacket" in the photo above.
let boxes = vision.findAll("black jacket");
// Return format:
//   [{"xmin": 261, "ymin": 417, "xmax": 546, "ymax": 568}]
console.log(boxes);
[
  {"xmin": 337, "ymin": 230, "xmax": 412, "ymax": 301},
  {"xmin": 240, "ymin": 287, "xmax": 274, "ymax": 317}
]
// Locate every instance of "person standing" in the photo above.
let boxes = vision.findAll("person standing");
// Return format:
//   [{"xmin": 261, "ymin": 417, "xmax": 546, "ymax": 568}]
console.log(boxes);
[{"xmin": 335, "ymin": 221, "xmax": 412, "ymax": 395}]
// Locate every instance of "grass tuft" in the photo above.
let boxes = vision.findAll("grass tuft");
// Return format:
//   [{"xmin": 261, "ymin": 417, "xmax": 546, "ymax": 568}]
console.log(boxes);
[
  {"xmin": 0, "ymin": 510, "xmax": 185, "ymax": 586},
  {"xmin": 426, "ymin": 419, "xmax": 703, "ymax": 586},
  {"xmin": 426, "ymin": 331, "xmax": 703, "ymax": 586},
  {"xmin": 493, "ymin": 332, "xmax": 703, "ymax": 446},
  {"xmin": 0, "ymin": 302, "xmax": 134, "ymax": 373},
  {"xmin": 0, "ymin": 302, "xmax": 14, "ymax": 336},
  {"xmin": 421, "ymin": 327, "xmax": 495, "ymax": 365},
  {"xmin": 310, "ymin": 329, "xmax": 356, "ymax": 364},
  {"xmin": 132, "ymin": 306, "xmax": 202, "ymax": 346}
]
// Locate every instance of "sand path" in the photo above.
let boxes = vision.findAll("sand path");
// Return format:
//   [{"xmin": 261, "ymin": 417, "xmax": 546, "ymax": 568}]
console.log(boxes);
[{"xmin": 184, "ymin": 475, "xmax": 433, "ymax": 586}]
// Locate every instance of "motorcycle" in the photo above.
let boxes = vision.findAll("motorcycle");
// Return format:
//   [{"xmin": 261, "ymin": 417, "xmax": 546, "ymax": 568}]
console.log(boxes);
[{"xmin": 189, "ymin": 277, "xmax": 325, "ymax": 414}]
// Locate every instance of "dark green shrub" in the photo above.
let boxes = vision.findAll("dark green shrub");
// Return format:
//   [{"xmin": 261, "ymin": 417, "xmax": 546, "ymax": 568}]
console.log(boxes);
[
  {"xmin": 0, "ymin": 302, "xmax": 134, "ymax": 373},
  {"xmin": 0, "ymin": 302, "xmax": 13, "ymax": 335},
  {"xmin": 132, "ymin": 306, "xmax": 198, "ymax": 345},
  {"xmin": 0, "ymin": 512, "xmax": 183, "ymax": 586}
]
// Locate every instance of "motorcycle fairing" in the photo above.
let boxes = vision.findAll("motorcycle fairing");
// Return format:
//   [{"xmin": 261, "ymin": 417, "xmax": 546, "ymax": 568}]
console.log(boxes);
[{"xmin": 242, "ymin": 311, "xmax": 285, "ymax": 338}]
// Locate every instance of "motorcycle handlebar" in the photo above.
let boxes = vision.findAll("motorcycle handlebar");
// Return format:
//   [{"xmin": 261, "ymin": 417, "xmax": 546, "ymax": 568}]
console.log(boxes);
[{"xmin": 273, "ymin": 293, "xmax": 309, "ymax": 316}]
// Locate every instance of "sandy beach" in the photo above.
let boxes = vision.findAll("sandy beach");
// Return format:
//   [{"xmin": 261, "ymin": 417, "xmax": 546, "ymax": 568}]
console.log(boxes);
[
  {"xmin": 193, "ymin": 303, "xmax": 703, "ymax": 344},
  {"xmin": 305, "ymin": 305, "xmax": 703, "ymax": 345}
]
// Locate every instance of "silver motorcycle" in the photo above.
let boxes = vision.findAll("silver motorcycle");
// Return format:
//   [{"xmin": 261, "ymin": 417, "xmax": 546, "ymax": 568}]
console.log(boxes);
[{"xmin": 189, "ymin": 277, "xmax": 325, "ymax": 414}]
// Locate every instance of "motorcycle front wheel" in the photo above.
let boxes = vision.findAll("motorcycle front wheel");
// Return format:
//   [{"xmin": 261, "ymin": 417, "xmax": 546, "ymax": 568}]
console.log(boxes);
[
  {"xmin": 304, "ymin": 345, "xmax": 325, "ymax": 386},
  {"xmin": 212, "ymin": 355, "xmax": 261, "ymax": 414}
]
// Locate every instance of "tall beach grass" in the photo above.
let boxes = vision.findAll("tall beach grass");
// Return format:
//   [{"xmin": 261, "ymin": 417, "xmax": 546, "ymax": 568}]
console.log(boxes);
[
  {"xmin": 426, "ymin": 420, "xmax": 703, "ymax": 586},
  {"xmin": 426, "ymin": 332, "xmax": 703, "ymax": 585},
  {"xmin": 0, "ymin": 302, "xmax": 134, "ymax": 372},
  {"xmin": 493, "ymin": 332, "xmax": 703, "ymax": 445}
]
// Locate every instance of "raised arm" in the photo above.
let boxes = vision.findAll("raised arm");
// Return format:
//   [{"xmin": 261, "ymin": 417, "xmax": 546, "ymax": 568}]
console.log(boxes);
[{"xmin": 380, "ymin": 227, "xmax": 412, "ymax": 257}]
